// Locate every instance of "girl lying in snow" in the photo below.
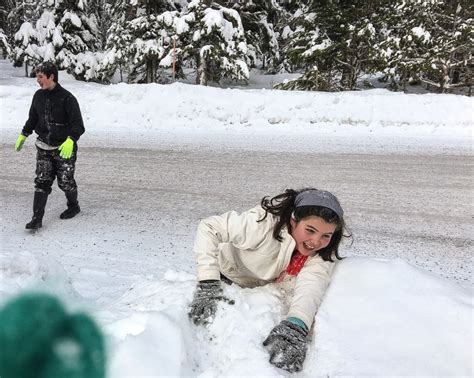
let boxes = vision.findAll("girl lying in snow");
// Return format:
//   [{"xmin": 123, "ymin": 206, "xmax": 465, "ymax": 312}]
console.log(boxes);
[{"xmin": 188, "ymin": 188, "xmax": 349, "ymax": 372}]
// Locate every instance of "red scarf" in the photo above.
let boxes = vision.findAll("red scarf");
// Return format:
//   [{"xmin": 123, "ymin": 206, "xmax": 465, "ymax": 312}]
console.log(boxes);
[
  {"xmin": 277, "ymin": 251, "xmax": 308, "ymax": 281},
  {"xmin": 286, "ymin": 251, "xmax": 309, "ymax": 275}
]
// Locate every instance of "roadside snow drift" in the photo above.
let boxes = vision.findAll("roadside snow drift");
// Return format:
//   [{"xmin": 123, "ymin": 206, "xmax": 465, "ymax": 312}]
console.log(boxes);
[
  {"xmin": 0, "ymin": 254, "xmax": 471, "ymax": 377},
  {"xmin": 0, "ymin": 59, "xmax": 472, "ymax": 154}
]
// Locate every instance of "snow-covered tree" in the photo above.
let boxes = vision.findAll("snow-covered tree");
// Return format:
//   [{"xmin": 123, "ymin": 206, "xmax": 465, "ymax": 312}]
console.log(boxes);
[
  {"xmin": 12, "ymin": 20, "xmax": 41, "ymax": 73},
  {"xmin": 415, "ymin": 0, "xmax": 473, "ymax": 93},
  {"xmin": 12, "ymin": 3, "xmax": 58, "ymax": 76},
  {"xmin": 103, "ymin": 0, "xmax": 250, "ymax": 85},
  {"xmin": 96, "ymin": 0, "xmax": 131, "ymax": 82},
  {"xmin": 5, "ymin": 0, "xmax": 470, "ymax": 93},
  {"xmin": 6, "ymin": 0, "xmax": 40, "ymax": 72},
  {"xmin": 100, "ymin": 0, "xmax": 183, "ymax": 83},
  {"xmin": 124, "ymin": 12, "xmax": 180, "ymax": 83},
  {"xmin": 218, "ymin": 0, "xmax": 283, "ymax": 71},
  {"xmin": 379, "ymin": 0, "xmax": 473, "ymax": 93},
  {"xmin": 281, "ymin": 0, "xmax": 387, "ymax": 91},
  {"xmin": 0, "ymin": 0, "xmax": 15, "ymax": 48},
  {"xmin": 48, "ymin": 0, "xmax": 100, "ymax": 79},
  {"xmin": 87, "ymin": 0, "xmax": 114, "ymax": 50},
  {"xmin": 179, "ymin": 0, "xmax": 249, "ymax": 85},
  {"xmin": 11, "ymin": 0, "xmax": 101, "ymax": 80},
  {"xmin": 0, "ymin": 28, "xmax": 11, "ymax": 58}
]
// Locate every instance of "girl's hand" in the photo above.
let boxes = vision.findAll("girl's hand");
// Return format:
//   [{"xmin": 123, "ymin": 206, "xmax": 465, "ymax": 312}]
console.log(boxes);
[
  {"xmin": 188, "ymin": 280, "xmax": 234, "ymax": 326},
  {"xmin": 263, "ymin": 320, "xmax": 309, "ymax": 372}
]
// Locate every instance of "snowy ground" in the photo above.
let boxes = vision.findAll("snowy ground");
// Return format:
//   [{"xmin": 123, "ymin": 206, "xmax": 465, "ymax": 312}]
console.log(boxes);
[{"xmin": 0, "ymin": 60, "xmax": 472, "ymax": 376}]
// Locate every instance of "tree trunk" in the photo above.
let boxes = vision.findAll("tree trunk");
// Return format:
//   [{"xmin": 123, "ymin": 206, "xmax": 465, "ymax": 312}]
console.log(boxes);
[
  {"xmin": 196, "ymin": 54, "xmax": 208, "ymax": 86},
  {"xmin": 146, "ymin": 58, "xmax": 156, "ymax": 83},
  {"xmin": 349, "ymin": 58, "xmax": 359, "ymax": 90},
  {"xmin": 402, "ymin": 66, "xmax": 407, "ymax": 93},
  {"xmin": 340, "ymin": 68, "xmax": 349, "ymax": 90},
  {"xmin": 195, "ymin": 54, "xmax": 200, "ymax": 85},
  {"xmin": 148, "ymin": 59, "xmax": 151, "ymax": 83},
  {"xmin": 440, "ymin": 65, "xmax": 447, "ymax": 93},
  {"xmin": 199, "ymin": 59, "xmax": 207, "ymax": 86}
]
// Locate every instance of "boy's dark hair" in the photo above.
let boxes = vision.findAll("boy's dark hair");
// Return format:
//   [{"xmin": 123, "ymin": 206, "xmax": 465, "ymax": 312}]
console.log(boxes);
[
  {"xmin": 35, "ymin": 62, "xmax": 58, "ymax": 82},
  {"xmin": 259, "ymin": 188, "xmax": 351, "ymax": 262}
]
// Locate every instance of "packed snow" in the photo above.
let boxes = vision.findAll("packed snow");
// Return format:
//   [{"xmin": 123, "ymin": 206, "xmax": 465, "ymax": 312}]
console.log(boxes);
[
  {"xmin": 1, "ymin": 62, "xmax": 471, "ymax": 155},
  {"xmin": 0, "ymin": 60, "xmax": 472, "ymax": 376}
]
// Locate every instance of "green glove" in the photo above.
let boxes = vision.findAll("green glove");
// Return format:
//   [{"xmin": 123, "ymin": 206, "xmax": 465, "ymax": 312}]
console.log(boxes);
[
  {"xmin": 58, "ymin": 137, "xmax": 74, "ymax": 159},
  {"xmin": 15, "ymin": 134, "xmax": 27, "ymax": 152}
]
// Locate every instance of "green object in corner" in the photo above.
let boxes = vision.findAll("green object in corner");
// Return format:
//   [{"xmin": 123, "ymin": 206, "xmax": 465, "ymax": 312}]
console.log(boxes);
[{"xmin": 0, "ymin": 293, "xmax": 106, "ymax": 378}]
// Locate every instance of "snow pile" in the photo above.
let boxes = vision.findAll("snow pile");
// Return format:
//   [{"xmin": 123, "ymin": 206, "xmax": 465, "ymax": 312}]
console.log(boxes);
[
  {"xmin": 0, "ymin": 59, "xmax": 472, "ymax": 154},
  {"xmin": 0, "ymin": 251, "xmax": 78, "ymax": 300},
  {"xmin": 1, "ymin": 254, "xmax": 471, "ymax": 376},
  {"xmin": 313, "ymin": 258, "xmax": 472, "ymax": 376}
]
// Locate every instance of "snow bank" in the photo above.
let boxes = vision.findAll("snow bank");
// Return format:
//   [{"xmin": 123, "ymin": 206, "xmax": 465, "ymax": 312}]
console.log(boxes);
[
  {"xmin": 313, "ymin": 258, "xmax": 472, "ymax": 376},
  {"xmin": 1, "ymin": 253, "xmax": 471, "ymax": 376},
  {"xmin": 0, "ymin": 59, "xmax": 472, "ymax": 154}
]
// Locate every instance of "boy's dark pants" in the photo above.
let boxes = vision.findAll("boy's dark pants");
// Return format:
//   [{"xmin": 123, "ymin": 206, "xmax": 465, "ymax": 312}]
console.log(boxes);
[
  {"xmin": 34, "ymin": 147, "xmax": 77, "ymax": 194},
  {"xmin": 29, "ymin": 147, "xmax": 78, "ymax": 225}
]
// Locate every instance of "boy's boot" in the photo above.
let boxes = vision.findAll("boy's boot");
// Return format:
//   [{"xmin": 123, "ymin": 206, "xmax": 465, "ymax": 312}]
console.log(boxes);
[
  {"xmin": 25, "ymin": 191, "xmax": 48, "ymax": 229},
  {"xmin": 60, "ymin": 190, "xmax": 80, "ymax": 219}
]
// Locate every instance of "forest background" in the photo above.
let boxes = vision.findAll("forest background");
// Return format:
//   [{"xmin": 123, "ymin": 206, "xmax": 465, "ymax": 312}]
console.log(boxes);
[{"xmin": 0, "ymin": 0, "xmax": 472, "ymax": 93}]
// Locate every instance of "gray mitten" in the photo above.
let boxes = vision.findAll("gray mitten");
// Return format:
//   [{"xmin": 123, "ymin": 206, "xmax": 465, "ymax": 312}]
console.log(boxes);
[
  {"xmin": 188, "ymin": 280, "xmax": 234, "ymax": 325},
  {"xmin": 263, "ymin": 320, "xmax": 309, "ymax": 372}
]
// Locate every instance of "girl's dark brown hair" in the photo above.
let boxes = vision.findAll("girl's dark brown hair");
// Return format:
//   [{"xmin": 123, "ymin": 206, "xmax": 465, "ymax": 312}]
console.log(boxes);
[{"xmin": 259, "ymin": 188, "xmax": 351, "ymax": 262}]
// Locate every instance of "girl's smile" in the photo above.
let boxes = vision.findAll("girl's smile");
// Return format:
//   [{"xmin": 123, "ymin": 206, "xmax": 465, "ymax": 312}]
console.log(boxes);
[{"xmin": 290, "ymin": 216, "xmax": 336, "ymax": 256}]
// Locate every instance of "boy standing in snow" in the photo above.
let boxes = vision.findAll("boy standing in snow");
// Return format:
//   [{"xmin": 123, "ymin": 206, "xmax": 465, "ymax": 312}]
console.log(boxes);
[
  {"xmin": 189, "ymin": 188, "xmax": 349, "ymax": 372},
  {"xmin": 15, "ymin": 62, "xmax": 85, "ymax": 230}
]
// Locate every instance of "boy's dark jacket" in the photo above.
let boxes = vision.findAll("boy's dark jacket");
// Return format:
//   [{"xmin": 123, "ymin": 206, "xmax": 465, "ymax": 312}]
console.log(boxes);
[{"xmin": 21, "ymin": 83, "xmax": 85, "ymax": 146}]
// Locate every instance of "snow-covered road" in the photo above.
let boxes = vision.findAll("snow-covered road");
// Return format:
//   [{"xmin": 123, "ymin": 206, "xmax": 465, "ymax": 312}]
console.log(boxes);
[{"xmin": 1, "ymin": 142, "xmax": 471, "ymax": 292}]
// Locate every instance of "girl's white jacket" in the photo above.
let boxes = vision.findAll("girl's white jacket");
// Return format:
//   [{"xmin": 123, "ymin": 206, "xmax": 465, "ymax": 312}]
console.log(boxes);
[{"xmin": 193, "ymin": 205, "xmax": 336, "ymax": 328}]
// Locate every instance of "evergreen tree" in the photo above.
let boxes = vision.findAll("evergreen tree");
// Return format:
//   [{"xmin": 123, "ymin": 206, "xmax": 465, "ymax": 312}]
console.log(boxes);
[
  {"xmin": 7, "ymin": 0, "xmax": 39, "ymax": 73},
  {"xmin": 0, "ymin": 0, "xmax": 16, "ymax": 48},
  {"xmin": 380, "ymin": 0, "xmax": 473, "ymax": 93},
  {"xmin": 12, "ymin": 19, "xmax": 39, "ymax": 70},
  {"xmin": 124, "ymin": 12, "xmax": 180, "ymax": 83},
  {"xmin": 100, "ymin": 0, "xmax": 182, "ymax": 83},
  {"xmin": 179, "ymin": 0, "xmax": 249, "ymax": 85},
  {"xmin": 281, "ymin": 0, "xmax": 387, "ymax": 91},
  {"xmin": 5, "ymin": 0, "xmax": 470, "ymax": 92},
  {"xmin": 0, "ymin": 28, "xmax": 11, "ymax": 58},
  {"xmin": 11, "ymin": 0, "xmax": 101, "ymax": 80},
  {"xmin": 88, "ymin": 0, "xmax": 114, "ymax": 50},
  {"xmin": 49, "ymin": 0, "xmax": 101, "ymax": 79},
  {"xmin": 12, "ymin": 0, "xmax": 51, "ymax": 76},
  {"xmin": 98, "ymin": 0, "xmax": 131, "ymax": 82},
  {"xmin": 418, "ymin": 0, "xmax": 473, "ymax": 92},
  {"xmin": 218, "ymin": 0, "xmax": 282, "ymax": 71}
]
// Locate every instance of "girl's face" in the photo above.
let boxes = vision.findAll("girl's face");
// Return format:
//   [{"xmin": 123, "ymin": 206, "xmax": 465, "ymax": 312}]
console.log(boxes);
[{"xmin": 290, "ymin": 216, "xmax": 337, "ymax": 256}]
